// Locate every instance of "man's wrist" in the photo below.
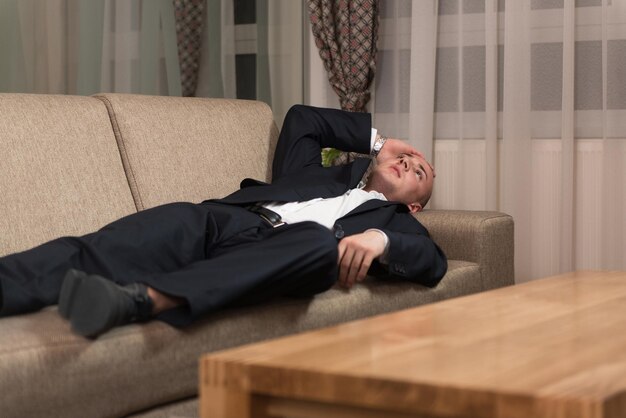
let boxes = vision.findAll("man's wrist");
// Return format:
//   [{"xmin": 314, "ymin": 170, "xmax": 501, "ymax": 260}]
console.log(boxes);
[
  {"xmin": 370, "ymin": 133, "xmax": 387, "ymax": 157},
  {"xmin": 365, "ymin": 228, "xmax": 390, "ymax": 263}
]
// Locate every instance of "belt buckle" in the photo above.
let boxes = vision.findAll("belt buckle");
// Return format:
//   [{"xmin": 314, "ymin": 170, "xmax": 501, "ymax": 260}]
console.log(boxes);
[{"xmin": 258, "ymin": 213, "xmax": 285, "ymax": 228}]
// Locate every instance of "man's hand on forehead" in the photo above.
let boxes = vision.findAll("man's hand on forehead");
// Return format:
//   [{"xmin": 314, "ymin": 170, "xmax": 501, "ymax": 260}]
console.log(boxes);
[
  {"xmin": 376, "ymin": 138, "xmax": 424, "ymax": 164},
  {"xmin": 398, "ymin": 152, "xmax": 436, "ymax": 178}
]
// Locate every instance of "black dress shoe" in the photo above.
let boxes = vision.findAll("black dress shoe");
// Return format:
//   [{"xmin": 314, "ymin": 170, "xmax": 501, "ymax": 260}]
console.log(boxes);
[
  {"xmin": 58, "ymin": 269, "xmax": 85, "ymax": 319},
  {"xmin": 59, "ymin": 270, "xmax": 154, "ymax": 338}
]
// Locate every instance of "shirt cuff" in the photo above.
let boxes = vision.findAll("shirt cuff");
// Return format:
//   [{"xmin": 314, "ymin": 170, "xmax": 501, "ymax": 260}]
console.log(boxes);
[
  {"xmin": 365, "ymin": 228, "xmax": 390, "ymax": 264},
  {"xmin": 370, "ymin": 128, "xmax": 377, "ymax": 152}
]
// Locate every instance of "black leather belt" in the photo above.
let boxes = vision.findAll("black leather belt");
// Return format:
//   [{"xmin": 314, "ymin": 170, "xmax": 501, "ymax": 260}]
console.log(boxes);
[{"xmin": 247, "ymin": 205, "xmax": 286, "ymax": 228}]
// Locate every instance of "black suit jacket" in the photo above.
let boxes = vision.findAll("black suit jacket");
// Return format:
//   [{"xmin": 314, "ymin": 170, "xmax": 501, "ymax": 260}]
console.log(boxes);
[{"xmin": 214, "ymin": 105, "xmax": 447, "ymax": 287}]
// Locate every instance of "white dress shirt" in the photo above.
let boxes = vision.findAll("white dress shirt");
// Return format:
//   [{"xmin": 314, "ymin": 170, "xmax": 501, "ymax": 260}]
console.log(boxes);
[
  {"xmin": 264, "ymin": 127, "xmax": 382, "ymax": 229},
  {"xmin": 263, "ymin": 188, "xmax": 386, "ymax": 230},
  {"xmin": 262, "ymin": 128, "xmax": 391, "ymax": 261}
]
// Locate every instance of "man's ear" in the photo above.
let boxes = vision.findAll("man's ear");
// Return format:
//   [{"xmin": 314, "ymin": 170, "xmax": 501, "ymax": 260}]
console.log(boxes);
[{"xmin": 407, "ymin": 202, "xmax": 423, "ymax": 213}]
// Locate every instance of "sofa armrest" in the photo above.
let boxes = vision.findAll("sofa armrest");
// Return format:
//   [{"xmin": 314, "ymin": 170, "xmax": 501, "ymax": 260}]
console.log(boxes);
[{"xmin": 414, "ymin": 210, "xmax": 514, "ymax": 290}]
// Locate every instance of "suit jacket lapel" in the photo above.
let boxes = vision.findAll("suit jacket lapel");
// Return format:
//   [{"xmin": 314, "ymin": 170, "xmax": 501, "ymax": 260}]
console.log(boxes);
[
  {"xmin": 334, "ymin": 199, "xmax": 408, "ymax": 236},
  {"xmin": 216, "ymin": 184, "xmax": 299, "ymax": 205},
  {"xmin": 348, "ymin": 157, "xmax": 372, "ymax": 188},
  {"xmin": 217, "ymin": 158, "xmax": 373, "ymax": 205},
  {"xmin": 341, "ymin": 198, "xmax": 406, "ymax": 219}
]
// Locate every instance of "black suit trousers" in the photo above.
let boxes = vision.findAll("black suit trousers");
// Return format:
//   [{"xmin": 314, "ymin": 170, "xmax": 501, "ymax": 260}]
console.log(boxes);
[{"xmin": 0, "ymin": 202, "xmax": 339, "ymax": 325}]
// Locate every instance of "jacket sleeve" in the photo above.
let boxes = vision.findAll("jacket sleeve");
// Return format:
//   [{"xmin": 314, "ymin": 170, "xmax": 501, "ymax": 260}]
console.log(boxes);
[
  {"xmin": 375, "ymin": 229, "xmax": 448, "ymax": 287},
  {"xmin": 271, "ymin": 105, "xmax": 372, "ymax": 181},
  {"xmin": 368, "ymin": 214, "xmax": 448, "ymax": 287}
]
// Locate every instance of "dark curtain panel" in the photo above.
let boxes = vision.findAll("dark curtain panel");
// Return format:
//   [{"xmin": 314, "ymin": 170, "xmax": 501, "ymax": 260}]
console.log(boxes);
[
  {"xmin": 308, "ymin": 0, "xmax": 380, "ymax": 112},
  {"xmin": 173, "ymin": 0, "xmax": 205, "ymax": 97}
]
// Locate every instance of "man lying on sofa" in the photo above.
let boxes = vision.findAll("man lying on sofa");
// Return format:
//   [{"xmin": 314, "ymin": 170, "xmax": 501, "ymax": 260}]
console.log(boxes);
[{"xmin": 0, "ymin": 105, "xmax": 447, "ymax": 338}]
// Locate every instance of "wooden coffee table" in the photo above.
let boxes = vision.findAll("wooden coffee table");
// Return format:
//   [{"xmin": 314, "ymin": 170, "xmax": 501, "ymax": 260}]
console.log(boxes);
[{"xmin": 199, "ymin": 271, "xmax": 626, "ymax": 418}]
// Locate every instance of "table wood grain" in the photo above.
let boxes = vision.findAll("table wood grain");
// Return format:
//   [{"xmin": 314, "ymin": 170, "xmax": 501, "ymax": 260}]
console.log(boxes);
[{"xmin": 200, "ymin": 271, "xmax": 626, "ymax": 418}]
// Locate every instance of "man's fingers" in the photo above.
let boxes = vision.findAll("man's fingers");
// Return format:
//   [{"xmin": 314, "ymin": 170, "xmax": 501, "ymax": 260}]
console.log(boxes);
[
  {"xmin": 337, "ymin": 241, "xmax": 347, "ymax": 265},
  {"xmin": 338, "ymin": 243, "xmax": 367, "ymax": 288},
  {"xmin": 337, "ymin": 232, "xmax": 386, "ymax": 288},
  {"xmin": 345, "ymin": 252, "xmax": 365, "ymax": 288},
  {"xmin": 381, "ymin": 139, "xmax": 425, "ymax": 161},
  {"xmin": 356, "ymin": 256, "xmax": 373, "ymax": 283},
  {"xmin": 344, "ymin": 247, "xmax": 374, "ymax": 288},
  {"xmin": 338, "ymin": 244, "xmax": 355, "ymax": 287}
]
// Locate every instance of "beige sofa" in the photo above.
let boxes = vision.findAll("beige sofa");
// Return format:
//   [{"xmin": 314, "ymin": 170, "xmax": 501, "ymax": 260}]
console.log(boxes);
[{"xmin": 0, "ymin": 93, "xmax": 514, "ymax": 418}]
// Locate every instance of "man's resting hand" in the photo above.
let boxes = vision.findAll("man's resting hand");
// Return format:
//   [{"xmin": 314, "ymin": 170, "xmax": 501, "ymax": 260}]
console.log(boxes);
[{"xmin": 337, "ymin": 230, "xmax": 387, "ymax": 289}]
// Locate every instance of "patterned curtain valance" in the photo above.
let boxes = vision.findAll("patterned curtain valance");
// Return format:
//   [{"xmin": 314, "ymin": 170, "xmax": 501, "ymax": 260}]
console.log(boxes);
[{"xmin": 308, "ymin": 0, "xmax": 380, "ymax": 112}]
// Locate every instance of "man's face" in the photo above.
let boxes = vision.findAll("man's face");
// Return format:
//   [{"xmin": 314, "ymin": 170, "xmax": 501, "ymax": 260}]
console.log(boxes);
[{"xmin": 366, "ymin": 153, "xmax": 434, "ymax": 213}]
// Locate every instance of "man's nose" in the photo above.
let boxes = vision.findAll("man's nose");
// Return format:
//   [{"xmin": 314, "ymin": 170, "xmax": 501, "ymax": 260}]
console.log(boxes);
[{"xmin": 399, "ymin": 157, "xmax": 409, "ymax": 171}]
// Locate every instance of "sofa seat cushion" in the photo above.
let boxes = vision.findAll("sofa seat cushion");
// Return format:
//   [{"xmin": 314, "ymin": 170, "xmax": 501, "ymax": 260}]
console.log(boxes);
[{"xmin": 0, "ymin": 259, "xmax": 478, "ymax": 418}]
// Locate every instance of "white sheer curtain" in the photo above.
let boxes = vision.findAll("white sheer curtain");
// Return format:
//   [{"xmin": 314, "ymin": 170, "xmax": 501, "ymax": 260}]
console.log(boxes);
[
  {"xmin": 100, "ymin": 0, "xmax": 181, "ymax": 95},
  {"xmin": 308, "ymin": 0, "xmax": 626, "ymax": 282},
  {"xmin": 196, "ymin": 0, "xmax": 236, "ymax": 99},
  {"xmin": 195, "ymin": 0, "xmax": 303, "ymax": 128},
  {"xmin": 0, "ymin": 0, "xmax": 181, "ymax": 96},
  {"xmin": 266, "ymin": 0, "xmax": 304, "ymax": 127}
]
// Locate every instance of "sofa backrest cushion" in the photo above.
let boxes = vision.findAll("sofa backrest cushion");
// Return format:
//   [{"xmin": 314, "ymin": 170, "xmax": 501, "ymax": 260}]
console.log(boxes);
[
  {"xmin": 0, "ymin": 94, "xmax": 137, "ymax": 256},
  {"xmin": 95, "ymin": 94, "xmax": 279, "ymax": 210}
]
